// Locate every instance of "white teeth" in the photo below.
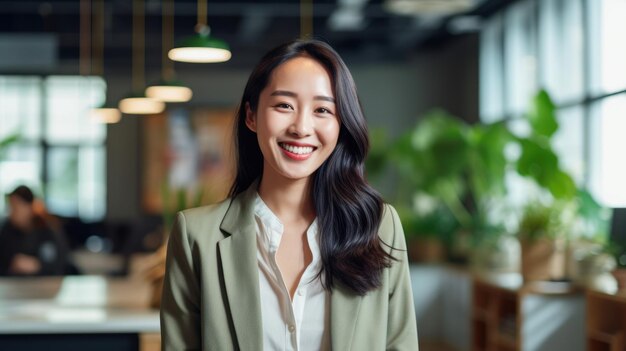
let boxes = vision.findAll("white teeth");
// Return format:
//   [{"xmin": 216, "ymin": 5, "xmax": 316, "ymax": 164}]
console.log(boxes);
[{"xmin": 280, "ymin": 143, "xmax": 314, "ymax": 155}]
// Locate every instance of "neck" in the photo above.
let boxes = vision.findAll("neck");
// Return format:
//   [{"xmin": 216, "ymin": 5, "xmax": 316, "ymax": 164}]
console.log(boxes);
[{"xmin": 257, "ymin": 173, "xmax": 315, "ymax": 225}]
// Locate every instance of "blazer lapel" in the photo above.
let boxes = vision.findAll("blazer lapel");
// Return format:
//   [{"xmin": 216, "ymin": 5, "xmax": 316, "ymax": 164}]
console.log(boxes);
[
  {"xmin": 330, "ymin": 283, "xmax": 363, "ymax": 351},
  {"xmin": 218, "ymin": 184, "xmax": 263, "ymax": 350}
]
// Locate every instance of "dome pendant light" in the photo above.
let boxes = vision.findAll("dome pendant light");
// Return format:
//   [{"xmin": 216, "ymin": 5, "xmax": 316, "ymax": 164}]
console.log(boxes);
[
  {"xmin": 119, "ymin": 0, "xmax": 165, "ymax": 115},
  {"xmin": 146, "ymin": 81, "xmax": 193, "ymax": 102},
  {"xmin": 168, "ymin": 0, "xmax": 231, "ymax": 63},
  {"xmin": 146, "ymin": 0, "xmax": 193, "ymax": 102},
  {"xmin": 119, "ymin": 95, "xmax": 166, "ymax": 114}
]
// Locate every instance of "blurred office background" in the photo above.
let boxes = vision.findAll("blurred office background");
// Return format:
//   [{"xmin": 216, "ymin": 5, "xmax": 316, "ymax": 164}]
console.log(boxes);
[{"xmin": 0, "ymin": 0, "xmax": 625, "ymax": 350}]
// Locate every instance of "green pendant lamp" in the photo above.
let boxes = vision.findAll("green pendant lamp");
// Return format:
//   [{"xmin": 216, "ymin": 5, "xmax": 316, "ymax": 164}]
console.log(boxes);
[
  {"xmin": 119, "ymin": 0, "xmax": 165, "ymax": 115},
  {"xmin": 146, "ymin": 0, "xmax": 193, "ymax": 102},
  {"xmin": 168, "ymin": 0, "xmax": 231, "ymax": 63}
]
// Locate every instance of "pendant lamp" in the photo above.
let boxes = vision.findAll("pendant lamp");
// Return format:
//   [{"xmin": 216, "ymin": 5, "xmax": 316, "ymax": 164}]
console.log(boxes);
[
  {"xmin": 119, "ymin": 0, "xmax": 165, "ymax": 115},
  {"xmin": 146, "ymin": 0, "xmax": 193, "ymax": 102},
  {"xmin": 89, "ymin": 0, "xmax": 121, "ymax": 123},
  {"xmin": 168, "ymin": 0, "xmax": 231, "ymax": 63},
  {"xmin": 384, "ymin": 0, "xmax": 472, "ymax": 16},
  {"xmin": 146, "ymin": 81, "xmax": 193, "ymax": 102}
]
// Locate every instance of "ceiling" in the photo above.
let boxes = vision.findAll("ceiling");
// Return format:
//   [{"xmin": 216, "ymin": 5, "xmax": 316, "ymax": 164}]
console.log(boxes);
[{"xmin": 0, "ymin": 0, "xmax": 510, "ymax": 71}]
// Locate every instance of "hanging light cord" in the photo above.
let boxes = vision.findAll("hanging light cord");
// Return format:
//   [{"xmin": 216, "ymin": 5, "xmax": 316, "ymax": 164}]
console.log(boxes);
[
  {"xmin": 196, "ymin": 0, "xmax": 208, "ymax": 33},
  {"xmin": 300, "ymin": 0, "xmax": 313, "ymax": 39},
  {"xmin": 132, "ymin": 0, "xmax": 145, "ymax": 93},
  {"xmin": 93, "ymin": 0, "xmax": 104, "ymax": 76},
  {"xmin": 80, "ymin": 0, "xmax": 91, "ymax": 75},
  {"xmin": 163, "ymin": 0, "xmax": 174, "ymax": 80}
]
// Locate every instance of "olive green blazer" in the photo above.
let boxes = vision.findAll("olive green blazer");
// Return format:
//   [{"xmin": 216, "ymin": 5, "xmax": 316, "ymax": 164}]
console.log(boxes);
[{"xmin": 160, "ymin": 183, "xmax": 419, "ymax": 350}]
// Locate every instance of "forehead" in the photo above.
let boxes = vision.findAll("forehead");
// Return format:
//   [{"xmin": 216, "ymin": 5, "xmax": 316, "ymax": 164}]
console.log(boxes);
[
  {"xmin": 267, "ymin": 56, "xmax": 334, "ymax": 90},
  {"xmin": 8, "ymin": 195, "xmax": 29, "ymax": 205}
]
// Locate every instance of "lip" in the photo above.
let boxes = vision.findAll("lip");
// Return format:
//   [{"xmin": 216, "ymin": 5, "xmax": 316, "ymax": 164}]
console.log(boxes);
[
  {"xmin": 279, "ymin": 141, "xmax": 317, "ymax": 148},
  {"xmin": 278, "ymin": 141, "xmax": 317, "ymax": 161}
]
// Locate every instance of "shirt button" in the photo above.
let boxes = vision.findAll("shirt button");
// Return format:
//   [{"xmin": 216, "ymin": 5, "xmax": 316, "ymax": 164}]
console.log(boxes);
[
  {"xmin": 288, "ymin": 324, "xmax": 296, "ymax": 333},
  {"xmin": 297, "ymin": 290, "xmax": 304, "ymax": 296}
]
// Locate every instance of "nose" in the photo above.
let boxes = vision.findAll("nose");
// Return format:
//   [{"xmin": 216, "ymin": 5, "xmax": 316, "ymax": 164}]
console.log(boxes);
[{"xmin": 289, "ymin": 109, "xmax": 313, "ymax": 137}]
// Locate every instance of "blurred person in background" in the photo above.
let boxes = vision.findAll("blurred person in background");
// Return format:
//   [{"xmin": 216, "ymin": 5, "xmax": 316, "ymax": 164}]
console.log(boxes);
[{"xmin": 0, "ymin": 185, "xmax": 72, "ymax": 276}]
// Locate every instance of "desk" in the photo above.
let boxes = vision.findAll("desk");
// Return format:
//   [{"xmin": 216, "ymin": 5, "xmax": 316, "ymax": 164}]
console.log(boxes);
[{"xmin": 0, "ymin": 276, "xmax": 160, "ymax": 351}]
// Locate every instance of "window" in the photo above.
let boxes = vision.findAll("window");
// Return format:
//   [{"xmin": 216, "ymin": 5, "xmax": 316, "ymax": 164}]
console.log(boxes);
[
  {"xmin": 589, "ymin": 0, "xmax": 626, "ymax": 94},
  {"xmin": 479, "ymin": 0, "xmax": 626, "ymax": 207},
  {"xmin": 589, "ymin": 95, "xmax": 626, "ymax": 207},
  {"xmin": 480, "ymin": 14, "xmax": 505, "ymax": 122},
  {"xmin": 503, "ymin": 0, "xmax": 537, "ymax": 116},
  {"xmin": 538, "ymin": 0, "xmax": 584, "ymax": 104},
  {"xmin": 0, "ymin": 75, "xmax": 107, "ymax": 220}
]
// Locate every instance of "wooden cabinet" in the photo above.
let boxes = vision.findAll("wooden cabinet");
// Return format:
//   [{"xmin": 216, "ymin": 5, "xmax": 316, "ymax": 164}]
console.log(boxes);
[
  {"xmin": 472, "ymin": 278, "xmax": 521, "ymax": 351},
  {"xmin": 587, "ymin": 290, "xmax": 626, "ymax": 351},
  {"xmin": 471, "ymin": 274, "xmax": 585, "ymax": 351}
]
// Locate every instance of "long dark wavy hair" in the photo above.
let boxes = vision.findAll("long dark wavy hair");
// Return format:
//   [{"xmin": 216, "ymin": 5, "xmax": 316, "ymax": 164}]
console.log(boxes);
[{"xmin": 229, "ymin": 39, "xmax": 394, "ymax": 295}]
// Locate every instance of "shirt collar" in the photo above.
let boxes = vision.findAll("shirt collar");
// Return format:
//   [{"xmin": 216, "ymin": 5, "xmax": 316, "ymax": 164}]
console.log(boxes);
[{"xmin": 253, "ymin": 192, "xmax": 320, "ymax": 257}]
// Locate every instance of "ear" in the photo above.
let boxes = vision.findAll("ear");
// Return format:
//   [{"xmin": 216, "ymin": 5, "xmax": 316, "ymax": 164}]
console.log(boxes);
[{"xmin": 244, "ymin": 102, "xmax": 257, "ymax": 132}]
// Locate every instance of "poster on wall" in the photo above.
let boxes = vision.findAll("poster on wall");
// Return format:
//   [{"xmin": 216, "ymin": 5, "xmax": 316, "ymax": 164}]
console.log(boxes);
[{"xmin": 142, "ymin": 107, "xmax": 235, "ymax": 215}]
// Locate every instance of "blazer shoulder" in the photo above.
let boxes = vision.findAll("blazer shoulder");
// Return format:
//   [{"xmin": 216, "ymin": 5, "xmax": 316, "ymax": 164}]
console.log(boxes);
[
  {"xmin": 176, "ymin": 198, "xmax": 233, "ymax": 240},
  {"xmin": 180, "ymin": 197, "xmax": 231, "ymax": 220},
  {"xmin": 379, "ymin": 203, "xmax": 401, "ymax": 243}
]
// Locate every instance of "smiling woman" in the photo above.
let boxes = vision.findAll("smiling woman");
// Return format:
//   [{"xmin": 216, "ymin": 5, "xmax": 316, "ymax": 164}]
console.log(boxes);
[
  {"xmin": 245, "ymin": 56, "xmax": 340, "ymax": 183},
  {"xmin": 160, "ymin": 40, "xmax": 419, "ymax": 351}
]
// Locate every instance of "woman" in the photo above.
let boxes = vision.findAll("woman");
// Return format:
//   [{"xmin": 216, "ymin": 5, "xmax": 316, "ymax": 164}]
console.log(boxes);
[{"xmin": 160, "ymin": 39, "xmax": 418, "ymax": 351}]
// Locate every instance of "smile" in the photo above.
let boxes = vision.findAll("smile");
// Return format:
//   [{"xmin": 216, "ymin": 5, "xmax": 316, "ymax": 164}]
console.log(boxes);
[{"xmin": 278, "ymin": 142, "xmax": 316, "ymax": 155}]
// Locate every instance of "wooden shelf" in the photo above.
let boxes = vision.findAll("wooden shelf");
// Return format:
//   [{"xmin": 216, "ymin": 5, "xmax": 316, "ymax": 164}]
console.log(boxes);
[
  {"xmin": 471, "ymin": 279, "xmax": 520, "ymax": 351},
  {"xmin": 587, "ymin": 290, "xmax": 626, "ymax": 351}
]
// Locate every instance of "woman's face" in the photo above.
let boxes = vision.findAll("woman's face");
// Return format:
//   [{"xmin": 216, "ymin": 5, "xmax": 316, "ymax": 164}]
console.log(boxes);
[{"xmin": 246, "ymin": 56, "xmax": 340, "ymax": 183}]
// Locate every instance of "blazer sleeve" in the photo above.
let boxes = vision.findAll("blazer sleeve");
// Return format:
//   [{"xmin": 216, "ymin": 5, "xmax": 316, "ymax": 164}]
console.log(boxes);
[
  {"xmin": 160, "ymin": 212, "xmax": 202, "ymax": 351},
  {"xmin": 385, "ymin": 204, "xmax": 419, "ymax": 351}
]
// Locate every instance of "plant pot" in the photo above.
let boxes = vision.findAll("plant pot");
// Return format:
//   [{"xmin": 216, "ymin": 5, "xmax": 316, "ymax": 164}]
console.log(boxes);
[
  {"xmin": 612, "ymin": 268, "xmax": 626, "ymax": 291},
  {"xmin": 471, "ymin": 235, "xmax": 520, "ymax": 273},
  {"xmin": 406, "ymin": 236, "xmax": 445, "ymax": 263},
  {"xmin": 448, "ymin": 229, "xmax": 471, "ymax": 264},
  {"xmin": 520, "ymin": 238, "xmax": 566, "ymax": 282},
  {"xmin": 573, "ymin": 252, "xmax": 617, "ymax": 293}
]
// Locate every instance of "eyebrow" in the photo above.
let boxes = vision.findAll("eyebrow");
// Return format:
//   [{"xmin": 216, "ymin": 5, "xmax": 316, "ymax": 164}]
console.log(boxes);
[{"xmin": 270, "ymin": 90, "xmax": 335, "ymax": 103}]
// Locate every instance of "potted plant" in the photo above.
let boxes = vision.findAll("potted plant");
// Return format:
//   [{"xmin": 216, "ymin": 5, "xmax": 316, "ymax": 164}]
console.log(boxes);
[
  {"xmin": 367, "ymin": 112, "xmax": 468, "ymax": 262},
  {"xmin": 517, "ymin": 200, "xmax": 570, "ymax": 281},
  {"xmin": 395, "ymin": 194, "xmax": 457, "ymax": 262},
  {"xmin": 367, "ymin": 89, "xmax": 577, "ymax": 270}
]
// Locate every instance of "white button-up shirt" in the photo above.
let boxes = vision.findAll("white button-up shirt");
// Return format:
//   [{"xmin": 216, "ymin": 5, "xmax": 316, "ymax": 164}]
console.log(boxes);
[{"xmin": 253, "ymin": 193, "xmax": 330, "ymax": 351}]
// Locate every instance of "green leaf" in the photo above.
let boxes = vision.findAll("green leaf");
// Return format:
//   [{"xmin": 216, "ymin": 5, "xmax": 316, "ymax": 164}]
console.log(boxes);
[
  {"xmin": 529, "ymin": 89, "xmax": 558, "ymax": 138},
  {"xmin": 0, "ymin": 133, "xmax": 20, "ymax": 148},
  {"xmin": 546, "ymin": 170, "xmax": 576, "ymax": 199},
  {"xmin": 517, "ymin": 137, "xmax": 559, "ymax": 183},
  {"xmin": 467, "ymin": 122, "xmax": 513, "ymax": 198}
]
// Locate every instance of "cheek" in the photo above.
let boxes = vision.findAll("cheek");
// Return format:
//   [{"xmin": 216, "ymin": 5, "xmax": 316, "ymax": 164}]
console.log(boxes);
[
  {"xmin": 319, "ymin": 120, "xmax": 341, "ymax": 146},
  {"xmin": 257, "ymin": 112, "xmax": 286, "ymax": 139}
]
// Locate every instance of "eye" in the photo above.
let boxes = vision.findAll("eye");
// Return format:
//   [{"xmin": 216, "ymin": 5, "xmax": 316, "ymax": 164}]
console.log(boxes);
[
  {"xmin": 274, "ymin": 103, "xmax": 293, "ymax": 110},
  {"xmin": 315, "ymin": 107, "xmax": 334, "ymax": 115}
]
